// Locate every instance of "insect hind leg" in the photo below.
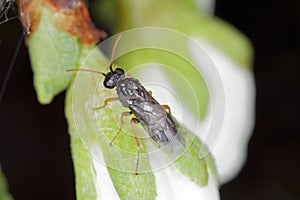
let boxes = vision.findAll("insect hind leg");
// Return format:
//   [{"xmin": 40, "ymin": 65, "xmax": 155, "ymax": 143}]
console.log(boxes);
[
  {"xmin": 110, "ymin": 111, "xmax": 132, "ymax": 145},
  {"xmin": 109, "ymin": 112, "xmax": 141, "ymax": 175},
  {"xmin": 130, "ymin": 118, "xmax": 141, "ymax": 175}
]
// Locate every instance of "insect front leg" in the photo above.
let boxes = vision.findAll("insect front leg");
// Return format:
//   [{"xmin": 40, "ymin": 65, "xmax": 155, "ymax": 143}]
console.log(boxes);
[{"xmin": 94, "ymin": 97, "xmax": 119, "ymax": 110}]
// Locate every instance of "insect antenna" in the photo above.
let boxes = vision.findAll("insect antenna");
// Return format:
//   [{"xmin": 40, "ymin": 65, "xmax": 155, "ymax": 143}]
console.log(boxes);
[
  {"xmin": 109, "ymin": 34, "xmax": 122, "ymax": 72},
  {"xmin": 67, "ymin": 34, "xmax": 122, "ymax": 76},
  {"xmin": 66, "ymin": 68, "xmax": 106, "ymax": 76}
]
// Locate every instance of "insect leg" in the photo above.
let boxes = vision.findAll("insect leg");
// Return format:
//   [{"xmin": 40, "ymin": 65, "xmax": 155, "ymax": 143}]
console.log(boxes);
[
  {"xmin": 109, "ymin": 112, "xmax": 141, "ymax": 174},
  {"xmin": 94, "ymin": 97, "xmax": 119, "ymax": 110},
  {"xmin": 110, "ymin": 111, "xmax": 132, "ymax": 145},
  {"xmin": 162, "ymin": 104, "xmax": 172, "ymax": 115},
  {"xmin": 130, "ymin": 118, "xmax": 141, "ymax": 175}
]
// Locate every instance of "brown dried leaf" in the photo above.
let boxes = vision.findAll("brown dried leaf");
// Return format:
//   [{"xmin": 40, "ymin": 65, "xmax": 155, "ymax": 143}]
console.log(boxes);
[{"xmin": 18, "ymin": 0, "xmax": 106, "ymax": 45}]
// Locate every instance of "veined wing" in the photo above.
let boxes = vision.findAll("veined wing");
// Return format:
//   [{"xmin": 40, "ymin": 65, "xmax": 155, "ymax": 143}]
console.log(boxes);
[{"xmin": 129, "ymin": 101, "xmax": 186, "ymax": 156}]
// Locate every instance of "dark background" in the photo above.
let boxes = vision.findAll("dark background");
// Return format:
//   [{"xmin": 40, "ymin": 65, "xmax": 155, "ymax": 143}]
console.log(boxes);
[
  {"xmin": 215, "ymin": 0, "xmax": 300, "ymax": 199},
  {"xmin": 0, "ymin": 0, "xmax": 299, "ymax": 199}
]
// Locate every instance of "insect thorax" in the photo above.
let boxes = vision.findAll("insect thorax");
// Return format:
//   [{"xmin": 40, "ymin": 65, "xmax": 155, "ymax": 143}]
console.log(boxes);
[{"xmin": 116, "ymin": 77, "xmax": 146, "ymax": 107}]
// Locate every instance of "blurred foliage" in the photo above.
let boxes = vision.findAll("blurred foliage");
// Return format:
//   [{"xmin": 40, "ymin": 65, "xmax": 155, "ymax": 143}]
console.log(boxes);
[
  {"xmin": 92, "ymin": 0, "xmax": 253, "ymax": 69},
  {"xmin": 0, "ymin": 167, "xmax": 13, "ymax": 200}
]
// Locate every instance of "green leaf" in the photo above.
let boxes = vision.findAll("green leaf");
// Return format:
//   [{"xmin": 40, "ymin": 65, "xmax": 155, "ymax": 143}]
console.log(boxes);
[
  {"xmin": 175, "ymin": 141, "xmax": 208, "ymax": 186},
  {"xmin": 28, "ymin": 7, "xmax": 80, "ymax": 104},
  {"xmin": 175, "ymin": 130, "xmax": 219, "ymax": 186},
  {"xmin": 108, "ymin": 168, "xmax": 156, "ymax": 200},
  {"xmin": 0, "ymin": 167, "xmax": 13, "ymax": 200},
  {"xmin": 68, "ymin": 128, "xmax": 98, "ymax": 200},
  {"xmin": 64, "ymin": 47, "xmax": 103, "ymax": 200}
]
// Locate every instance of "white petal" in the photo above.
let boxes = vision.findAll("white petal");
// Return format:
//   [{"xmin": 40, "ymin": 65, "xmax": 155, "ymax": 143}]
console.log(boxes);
[
  {"xmin": 191, "ymin": 38, "xmax": 256, "ymax": 184},
  {"xmin": 92, "ymin": 152, "xmax": 120, "ymax": 200},
  {"xmin": 155, "ymin": 165, "xmax": 219, "ymax": 200}
]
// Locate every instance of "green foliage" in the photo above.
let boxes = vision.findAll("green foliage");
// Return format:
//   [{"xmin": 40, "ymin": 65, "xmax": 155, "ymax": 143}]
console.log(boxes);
[
  {"xmin": 95, "ymin": 0, "xmax": 253, "ymax": 68},
  {"xmin": 0, "ymin": 168, "xmax": 13, "ymax": 200},
  {"xmin": 28, "ymin": 7, "xmax": 80, "ymax": 104},
  {"xmin": 175, "ymin": 130, "xmax": 209, "ymax": 186},
  {"xmin": 64, "ymin": 47, "xmax": 102, "ymax": 200}
]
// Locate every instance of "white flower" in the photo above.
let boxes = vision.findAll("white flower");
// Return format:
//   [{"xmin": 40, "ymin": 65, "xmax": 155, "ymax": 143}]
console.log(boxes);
[{"xmin": 191, "ymin": 39, "xmax": 255, "ymax": 184}]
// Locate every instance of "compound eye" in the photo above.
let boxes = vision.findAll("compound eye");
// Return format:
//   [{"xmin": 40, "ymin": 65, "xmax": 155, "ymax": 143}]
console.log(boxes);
[
  {"xmin": 103, "ymin": 72, "xmax": 115, "ymax": 89},
  {"xmin": 115, "ymin": 68, "xmax": 125, "ymax": 76}
]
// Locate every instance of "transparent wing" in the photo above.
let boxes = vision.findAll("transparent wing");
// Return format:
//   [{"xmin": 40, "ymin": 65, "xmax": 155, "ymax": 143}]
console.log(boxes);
[{"xmin": 155, "ymin": 115, "xmax": 186, "ymax": 157}]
